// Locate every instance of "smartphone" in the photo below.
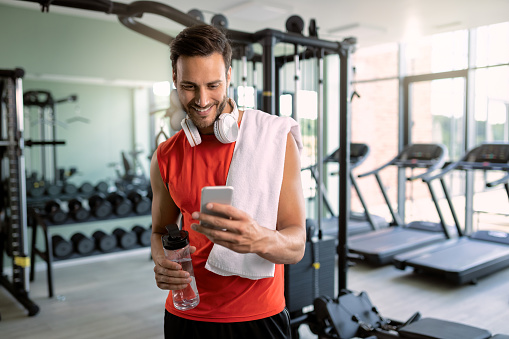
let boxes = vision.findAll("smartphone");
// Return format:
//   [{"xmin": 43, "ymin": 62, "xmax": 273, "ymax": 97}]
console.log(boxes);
[{"xmin": 200, "ymin": 186, "xmax": 234, "ymax": 226}]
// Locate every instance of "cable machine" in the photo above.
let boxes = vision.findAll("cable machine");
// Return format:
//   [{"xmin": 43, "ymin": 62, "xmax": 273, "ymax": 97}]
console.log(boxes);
[{"xmin": 0, "ymin": 68, "xmax": 40, "ymax": 317}]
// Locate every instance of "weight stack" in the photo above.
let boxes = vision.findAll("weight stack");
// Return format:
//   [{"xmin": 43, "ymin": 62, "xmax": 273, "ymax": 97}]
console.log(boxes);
[
  {"xmin": 284, "ymin": 235, "xmax": 336, "ymax": 314},
  {"xmin": 71, "ymin": 232, "xmax": 95, "ymax": 256},
  {"xmin": 52, "ymin": 235, "xmax": 74, "ymax": 259}
]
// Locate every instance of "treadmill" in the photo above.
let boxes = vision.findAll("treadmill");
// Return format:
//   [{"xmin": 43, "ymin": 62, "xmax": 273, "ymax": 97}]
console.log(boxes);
[
  {"xmin": 304, "ymin": 143, "xmax": 388, "ymax": 237},
  {"xmin": 486, "ymin": 171, "xmax": 509, "ymax": 200},
  {"xmin": 348, "ymin": 143, "xmax": 453, "ymax": 265},
  {"xmin": 394, "ymin": 143, "xmax": 509, "ymax": 284}
]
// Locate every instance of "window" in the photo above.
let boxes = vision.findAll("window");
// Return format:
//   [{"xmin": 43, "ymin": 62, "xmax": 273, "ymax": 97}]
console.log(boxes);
[
  {"xmin": 475, "ymin": 22, "xmax": 509, "ymax": 67},
  {"xmin": 405, "ymin": 30, "xmax": 468, "ymax": 75}
]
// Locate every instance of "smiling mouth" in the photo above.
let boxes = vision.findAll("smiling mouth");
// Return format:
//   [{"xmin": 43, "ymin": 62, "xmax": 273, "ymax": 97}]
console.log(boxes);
[{"xmin": 190, "ymin": 105, "xmax": 215, "ymax": 117}]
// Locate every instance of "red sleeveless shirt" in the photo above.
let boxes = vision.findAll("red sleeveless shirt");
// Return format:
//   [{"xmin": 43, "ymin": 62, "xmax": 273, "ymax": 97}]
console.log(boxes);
[{"xmin": 157, "ymin": 129, "xmax": 285, "ymax": 322}]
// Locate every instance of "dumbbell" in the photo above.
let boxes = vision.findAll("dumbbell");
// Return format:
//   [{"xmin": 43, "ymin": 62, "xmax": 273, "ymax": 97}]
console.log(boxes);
[
  {"xmin": 27, "ymin": 180, "xmax": 45, "ymax": 198},
  {"xmin": 106, "ymin": 191, "xmax": 133, "ymax": 217},
  {"xmin": 127, "ymin": 190, "xmax": 151, "ymax": 215},
  {"xmin": 52, "ymin": 235, "xmax": 73, "ymax": 259},
  {"xmin": 88, "ymin": 193, "xmax": 113, "ymax": 219},
  {"xmin": 146, "ymin": 184, "xmax": 153, "ymax": 201},
  {"xmin": 132, "ymin": 225, "xmax": 151, "ymax": 247},
  {"xmin": 44, "ymin": 200, "xmax": 67, "ymax": 224},
  {"xmin": 113, "ymin": 227, "xmax": 137, "ymax": 249},
  {"xmin": 95, "ymin": 181, "xmax": 109, "ymax": 194},
  {"xmin": 67, "ymin": 197, "xmax": 90, "ymax": 222},
  {"xmin": 92, "ymin": 230, "xmax": 117, "ymax": 253},
  {"xmin": 70, "ymin": 232, "xmax": 95, "ymax": 255},
  {"xmin": 45, "ymin": 183, "xmax": 62, "ymax": 197},
  {"xmin": 62, "ymin": 182, "xmax": 78, "ymax": 196},
  {"xmin": 79, "ymin": 182, "xmax": 94, "ymax": 195}
]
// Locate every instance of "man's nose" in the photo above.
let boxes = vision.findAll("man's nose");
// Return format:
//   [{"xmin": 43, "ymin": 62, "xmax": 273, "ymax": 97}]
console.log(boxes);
[{"xmin": 195, "ymin": 87, "xmax": 210, "ymax": 107}]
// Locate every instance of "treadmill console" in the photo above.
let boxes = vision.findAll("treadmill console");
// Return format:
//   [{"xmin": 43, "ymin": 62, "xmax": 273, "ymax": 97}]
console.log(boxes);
[
  {"xmin": 349, "ymin": 143, "xmax": 369, "ymax": 165},
  {"xmin": 468, "ymin": 144, "xmax": 509, "ymax": 164},
  {"xmin": 396, "ymin": 144, "xmax": 445, "ymax": 167},
  {"xmin": 324, "ymin": 143, "xmax": 370, "ymax": 167}
]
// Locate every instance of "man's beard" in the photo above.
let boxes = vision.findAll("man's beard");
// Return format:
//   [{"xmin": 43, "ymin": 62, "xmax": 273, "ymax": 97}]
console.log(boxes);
[{"xmin": 186, "ymin": 95, "xmax": 229, "ymax": 130}]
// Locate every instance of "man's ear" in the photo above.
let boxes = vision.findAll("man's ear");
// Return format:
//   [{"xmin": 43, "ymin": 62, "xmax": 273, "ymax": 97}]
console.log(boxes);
[
  {"xmin": 172, "ymin": 70, "xmax": 177, "ymax": 87},
  {"xmin": 226, "ymin": 66, "xmax": 232, "ymax": 87}
]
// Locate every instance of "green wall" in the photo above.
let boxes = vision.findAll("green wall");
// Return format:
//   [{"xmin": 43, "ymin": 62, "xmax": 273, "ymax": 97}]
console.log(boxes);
[
  {"xmin": 0, "ymin": 4, "xmax": 171, "ymax": 81},
  {"xmin": 1, "ymin": 3, "xmax": 173, "ymax": 270},
  {"xmin": 23, "ymin": 79, "xmax": 135, "ymax": 184}
]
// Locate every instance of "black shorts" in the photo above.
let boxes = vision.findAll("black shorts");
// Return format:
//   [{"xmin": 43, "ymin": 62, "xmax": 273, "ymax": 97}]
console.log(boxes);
[{"xmin": 164, "ymin": 308, "xmax": 292, "ymax": 339}]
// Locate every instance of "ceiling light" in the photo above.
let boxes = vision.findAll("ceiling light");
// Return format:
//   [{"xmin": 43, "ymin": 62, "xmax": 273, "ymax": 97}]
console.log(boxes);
[
  {"xmin": 224, "ymin": 1, "xmax": 290, "ymax": 22},
  {"xmin": 328, "ymin": 23, "xmax": 386, "ymax": 38}
]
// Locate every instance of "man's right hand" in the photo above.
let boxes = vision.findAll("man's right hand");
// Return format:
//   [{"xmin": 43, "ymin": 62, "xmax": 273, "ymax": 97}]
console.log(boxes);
[{"xmin": 153, "ymin": 246, "xmax": 196, "ymax": 290}]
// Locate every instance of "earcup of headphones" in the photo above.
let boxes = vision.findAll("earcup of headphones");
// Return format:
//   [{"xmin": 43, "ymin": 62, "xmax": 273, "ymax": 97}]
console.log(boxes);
[
  {"xmin": 214, "ymin": 113, "xmax": 239, "ymax": 144},
  {"xmin": 169, "ymin": 108, "xmax": 187, "ymax": 131},
  {"xmin": 181, "ymin": 117, "xmax": 202, "ymax": 147},
  {"xmin": 167, "ymin": 89, "xmax": 187, "ymax": 131}
]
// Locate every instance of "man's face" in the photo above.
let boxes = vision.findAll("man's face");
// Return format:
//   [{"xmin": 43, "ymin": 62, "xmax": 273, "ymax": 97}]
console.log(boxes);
[{"xmin": 173, "ymin": 52, "xmax": 231, "ymax": 134}]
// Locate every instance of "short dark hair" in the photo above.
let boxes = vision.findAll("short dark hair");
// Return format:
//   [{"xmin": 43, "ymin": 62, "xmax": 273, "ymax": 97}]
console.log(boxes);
[{"xmin": 170, "ymin": 24, "xmax": 232, "ymax": 75}]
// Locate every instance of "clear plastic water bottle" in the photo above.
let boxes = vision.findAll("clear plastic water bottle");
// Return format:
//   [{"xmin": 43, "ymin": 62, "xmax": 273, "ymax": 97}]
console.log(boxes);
[{"xmin": 162, "ymin": 224, "xmax": 200, "ymax": 311}]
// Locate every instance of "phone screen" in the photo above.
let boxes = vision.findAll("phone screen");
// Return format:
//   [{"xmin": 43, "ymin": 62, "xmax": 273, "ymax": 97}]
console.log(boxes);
[{"xmin": 200, "ymin": 186, "xmax": 234, "ymax": 226}]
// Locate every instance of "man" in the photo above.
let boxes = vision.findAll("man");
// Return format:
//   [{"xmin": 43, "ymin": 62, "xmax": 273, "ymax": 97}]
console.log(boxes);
[{"xmin": 150, "ymin": 24, "xmax": 306, "ymax": 339}]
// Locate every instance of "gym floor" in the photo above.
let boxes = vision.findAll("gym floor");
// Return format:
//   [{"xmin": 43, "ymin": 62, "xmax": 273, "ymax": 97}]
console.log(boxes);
[{"xmin": 2, "ymin": 242, "xmax": 509, "ymax": 339}]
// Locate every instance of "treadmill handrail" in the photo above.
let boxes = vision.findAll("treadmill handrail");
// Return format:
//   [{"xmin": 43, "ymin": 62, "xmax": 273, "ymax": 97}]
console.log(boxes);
[
  {"xmin": 424, "ymin": 143, "xmax": 509, "ymax": 182},
  {"xmin": 423, "ymin": 161, "xmax": 464, "ymax": 182},
  {"xmin": 358, "ymin": 143, "xmax": 447, "ymax": 179},
  {"xmin": 486, "ymin": 172, "xmax": 509, "ymax": 188},
  {"xmin": 408, "ymin": 157, "xmax": 448, "ymax": 181},
  {"xmin": 407, "ymin": 155, "xmax": 448, "ymax": 181},
  {"xmin": 357, "ymin": 157, "xmax": 396, "ymax": 178}
]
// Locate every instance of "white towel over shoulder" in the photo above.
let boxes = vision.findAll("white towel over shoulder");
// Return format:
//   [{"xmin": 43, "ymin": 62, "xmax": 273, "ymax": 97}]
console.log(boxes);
[{"xmin": 205, "ymin": 109, "xmax": 303, "ymax": 279}]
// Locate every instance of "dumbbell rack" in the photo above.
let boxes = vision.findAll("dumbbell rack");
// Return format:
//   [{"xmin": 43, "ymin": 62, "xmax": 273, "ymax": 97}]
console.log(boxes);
[
  {"xmin": 29, "ymin": 200, "xmax": 151, "ymax": 298},
  {"xmin": 0, "ymin": 68, "xmax": 40, "ymax": 317}
]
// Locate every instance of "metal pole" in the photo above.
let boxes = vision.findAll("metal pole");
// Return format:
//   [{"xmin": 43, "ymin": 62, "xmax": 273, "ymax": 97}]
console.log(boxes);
[
  {"xmin": 338, "ymin": 43, "xmax": 354, "ymax": 292},
  {"xmin": 262, "ymin": 34, "xmax": 276, "ymax": 114},
  {"xmin": 241, "ymin": 54, "xmax": 248, "ymax": 110},
  {"xmin": 293, "ymin": 44, "xmax": 300, "ymax": 121},
  {"xmin": 317, "ymin": 49, "xmax": 324, "ymax": 234},
  {"xmin": 252, "ymin": 62, "xmax": 258, "ymax": 110}
]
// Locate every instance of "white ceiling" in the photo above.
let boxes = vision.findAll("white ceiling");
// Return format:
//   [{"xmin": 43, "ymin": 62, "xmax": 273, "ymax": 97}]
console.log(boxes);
[{"xmin": 4, "ymin": 0, "xmax": 509, "ymax": 48}]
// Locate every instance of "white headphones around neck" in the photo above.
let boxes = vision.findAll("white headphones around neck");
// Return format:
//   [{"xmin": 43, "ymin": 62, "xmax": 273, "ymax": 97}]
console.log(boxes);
[
  {"xmin": 180, "ymin": 98, "xmax": 239, "ymax": 147},
  {"xmin": 166, "ymin": 89, "xmax": 187, "ymax": 131}
]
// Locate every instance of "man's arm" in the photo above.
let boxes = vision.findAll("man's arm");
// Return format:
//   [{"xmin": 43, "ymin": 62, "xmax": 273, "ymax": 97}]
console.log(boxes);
[
  {"xmin": 257, "ymin": 131, "xmax": 306, "ymax": 263},
  {"xmin": 191, "ymin": 132, "xmax": 306, "ymax": 264},
  {"xmin": 150, "ymin": 152, "xmax": 193, "ymax": 290}
]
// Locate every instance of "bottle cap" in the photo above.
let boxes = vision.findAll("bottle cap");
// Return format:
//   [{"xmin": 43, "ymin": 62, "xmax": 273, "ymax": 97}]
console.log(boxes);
[{"xmin": 161, "ymin": 224, "xmax": 189, "ymax": 250}]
